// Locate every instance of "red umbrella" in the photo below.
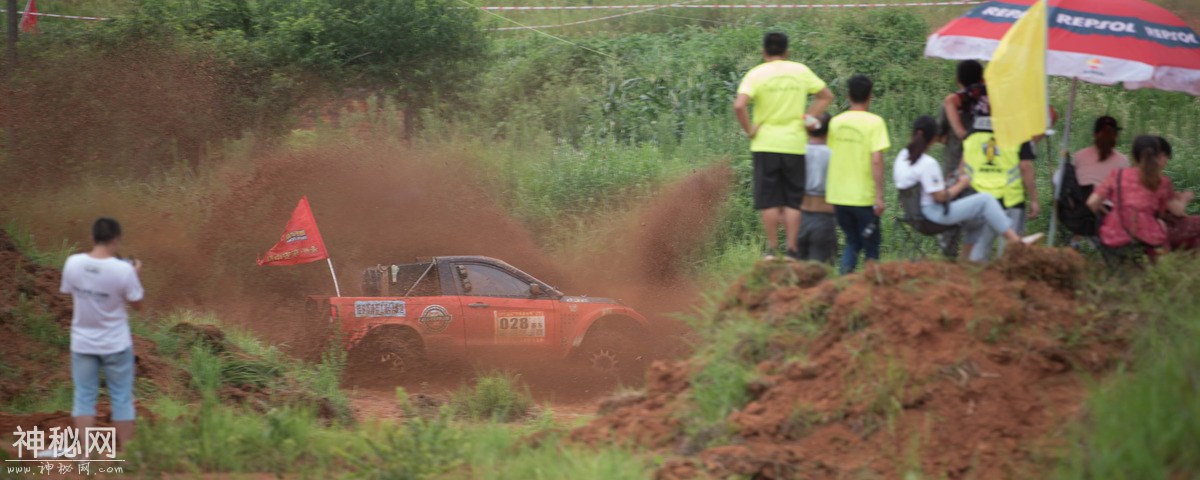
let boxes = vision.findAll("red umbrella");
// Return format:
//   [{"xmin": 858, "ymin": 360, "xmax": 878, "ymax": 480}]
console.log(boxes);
[
  {"xmin": 926, "ymin": 0, "xmax": 1200, "ymax": 95},
  {"xmin": 925, "ymin": 0, "xmax": 1200, "ymax": 243}
]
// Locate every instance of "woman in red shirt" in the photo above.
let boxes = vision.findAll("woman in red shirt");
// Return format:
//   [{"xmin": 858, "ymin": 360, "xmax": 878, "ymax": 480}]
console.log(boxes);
[{"xmin": 1086, "ymin": 135, "xmax": 1195, "ymax": 253}]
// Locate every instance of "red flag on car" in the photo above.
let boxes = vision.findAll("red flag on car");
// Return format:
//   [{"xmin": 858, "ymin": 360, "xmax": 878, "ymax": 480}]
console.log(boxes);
[
  {"xmin": 20, "ymin": 0, "xmax": 39, "ymax": 33},
  {"xmin": 257, "ymin": 196, "xmax": 329, "ymax": 266}
]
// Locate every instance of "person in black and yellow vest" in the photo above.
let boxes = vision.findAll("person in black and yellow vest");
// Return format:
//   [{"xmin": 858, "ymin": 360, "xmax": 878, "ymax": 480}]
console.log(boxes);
[{"xmin": 959, "ymin": 117, "xmax": 1040, "ymax": 262}]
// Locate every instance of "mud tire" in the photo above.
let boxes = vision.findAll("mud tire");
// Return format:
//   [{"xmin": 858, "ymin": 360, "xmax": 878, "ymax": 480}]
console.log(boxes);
[
  {"xmin": 579, "ymin": 329, "xmax": 647, "ymax": 384},
  {"xmin": 348, "ymin": 329, "xmax": 425, "ymax": 379}
]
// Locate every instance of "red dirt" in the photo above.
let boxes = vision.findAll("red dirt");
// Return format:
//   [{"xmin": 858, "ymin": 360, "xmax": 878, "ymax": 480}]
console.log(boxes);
[
  {"xmin": 0, "ymin": 231, "xmax": 75, "ymax": 404},
  {"xmin": 574, "ymin": 246, "xmax": 1129, "ymax": 479}
]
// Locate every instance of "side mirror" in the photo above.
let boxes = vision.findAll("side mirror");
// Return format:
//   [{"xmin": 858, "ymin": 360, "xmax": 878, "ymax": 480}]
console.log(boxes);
[{"xmin": 530, "ymin": 283, "xmax": 544, "ymax": 296}]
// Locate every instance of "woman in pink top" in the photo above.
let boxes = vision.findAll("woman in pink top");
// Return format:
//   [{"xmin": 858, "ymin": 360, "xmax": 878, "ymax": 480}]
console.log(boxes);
[
  {"xmin": 1087, "ymin": 135, "xmax": 1195, "ymax": 253},
  {"xmin": 1073, "ymin": 116, "xmax": 1129, "ymax": 189}
]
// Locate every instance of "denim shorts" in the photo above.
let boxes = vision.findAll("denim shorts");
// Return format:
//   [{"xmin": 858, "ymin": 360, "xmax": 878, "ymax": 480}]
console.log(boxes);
[{"xmin": 71, "ymin": 347, "xmax": 136, "ymax": 421}]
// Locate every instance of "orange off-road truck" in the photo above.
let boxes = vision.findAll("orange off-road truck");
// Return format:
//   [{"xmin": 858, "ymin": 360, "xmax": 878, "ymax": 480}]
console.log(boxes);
[{"xmin": 307, "ymin": 256, "xmax": 650, "ymax": 378}]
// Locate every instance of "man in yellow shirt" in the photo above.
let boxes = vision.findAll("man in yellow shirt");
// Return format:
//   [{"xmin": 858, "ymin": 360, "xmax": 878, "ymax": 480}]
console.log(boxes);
[
  {"xmin": 734, "ymin": 32, "xmax": 834, "ymax": 260},
  {"xmin": 826, "ymin": 75, "xmax": 890, "ymax": 274}
]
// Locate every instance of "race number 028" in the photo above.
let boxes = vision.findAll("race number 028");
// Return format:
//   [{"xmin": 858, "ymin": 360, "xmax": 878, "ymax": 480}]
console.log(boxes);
[
  {"xmin": 499, "ymin": 317, "xmax": 531, "ymax": 330},
  {"xmin": 494, "ymin": 311, "xmax": 546, "ymax": 338}
]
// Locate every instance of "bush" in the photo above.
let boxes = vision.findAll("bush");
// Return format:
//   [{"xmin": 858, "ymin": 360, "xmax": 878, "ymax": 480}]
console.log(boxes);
[
  {"xmin": 452, "ymin": 371, "xmax": 535, "ymax": 422},
  {"xmin": 352, "ymin": 408, "xmax": 464, "ymax": 479}
]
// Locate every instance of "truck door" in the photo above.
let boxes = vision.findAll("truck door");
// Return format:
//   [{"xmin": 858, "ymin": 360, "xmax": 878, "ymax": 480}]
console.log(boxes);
[{"xmin": 453, "ymin": 262, "xmax": 559, "ymax": 352}]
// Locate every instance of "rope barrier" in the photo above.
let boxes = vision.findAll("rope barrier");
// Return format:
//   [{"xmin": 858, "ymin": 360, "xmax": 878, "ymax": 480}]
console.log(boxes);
[
  {"xmin": 494, "ymin": 0, "xmax": 707, "ymax": 32},
  {"xmin": 484, "ymin": 1, "xmax": 980, "ymax": 11},
  {"xmin": 491, "ymin": 1, "xmax": 981, "ymax": 31},
  {"xmin": 4, "ymin": 1, "xmax": 983, "ymax": 34},
  {"xmin": 0, "ymin": 10, "xmax": 110, "ymax": 20}
]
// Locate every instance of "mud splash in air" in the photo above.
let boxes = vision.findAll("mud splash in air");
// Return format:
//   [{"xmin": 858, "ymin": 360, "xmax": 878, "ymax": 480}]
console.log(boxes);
[
  {"xmin": 4, "ymin": 50, "xmax": 735, "ymax": 393},
  {"xmin": 196, "ymin": 148, "xmax": 731, "ymax": 358},
  {"xmin": 3, "ymin": 129, "xmax": 734, "ymax": 386}
]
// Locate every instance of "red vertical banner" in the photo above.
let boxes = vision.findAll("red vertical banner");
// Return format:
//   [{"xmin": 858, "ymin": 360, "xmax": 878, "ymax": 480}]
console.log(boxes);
[
  {"xmin": 19, "ymin": 0, "xmax": 38, "ymax": 33},
  {"xmin": 257, "ymin": 196, "xmax": 330, "ymax": 266}
]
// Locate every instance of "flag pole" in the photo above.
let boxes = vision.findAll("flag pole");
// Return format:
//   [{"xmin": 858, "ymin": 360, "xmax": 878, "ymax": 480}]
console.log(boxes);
[
  {"xmin": 1044, "ymin": 0, "xmax": 1067, "ymax": 246},
  {"xmin": 18, "ymin": 0, "xmax": 31, "ymax": 30},
  {"xmin": 18, "ymin": 0, "xmax": 31, "ymax": 31},
  {"xmin": 327, "ymin": 258, "xmax": 342, "ymax": 297}
]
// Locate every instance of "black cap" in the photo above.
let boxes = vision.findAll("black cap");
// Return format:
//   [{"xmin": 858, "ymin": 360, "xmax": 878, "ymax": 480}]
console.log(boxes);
[{"xmin": 1094, "ymin": 116, "xmax": 1121, "ymax": 134}]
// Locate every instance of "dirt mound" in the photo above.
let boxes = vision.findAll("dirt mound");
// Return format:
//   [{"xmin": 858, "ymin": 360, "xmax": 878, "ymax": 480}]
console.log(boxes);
[
  {"xmin": 0, "ymin": 230, "xmax": 177, "ymax": 403},
  {"xmin": 0, "ymin": 231, "xmax": 75, "ymax": 404},
  {"xmin": 988, "ymin": 243, "xmax": 1087, "ymax": 290},
  {"xmin": 573, "ymin": 247, "xmax": 1127, "ymax": 479},
  {"xmin": 0, "ymin": 230, "xmax": 174, "ymax": 459}
]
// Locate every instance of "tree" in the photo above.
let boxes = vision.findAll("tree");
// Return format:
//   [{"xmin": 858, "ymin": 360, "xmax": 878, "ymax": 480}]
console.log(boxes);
[{"xmin": 209, "ymin": 0, "xmax": 487, "ymax": 135}]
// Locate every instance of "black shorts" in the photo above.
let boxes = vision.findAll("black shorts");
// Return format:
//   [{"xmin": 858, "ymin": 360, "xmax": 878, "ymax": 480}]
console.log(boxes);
[{"xmin": 752, "ymin": 152, "xmax": 806, "ymax": 210}]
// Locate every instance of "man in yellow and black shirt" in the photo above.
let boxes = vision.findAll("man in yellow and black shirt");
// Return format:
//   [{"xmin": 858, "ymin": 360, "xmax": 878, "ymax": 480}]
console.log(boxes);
[{"xmin": 734, "ymin": 32, "xmax": 834, "ymax": 260}]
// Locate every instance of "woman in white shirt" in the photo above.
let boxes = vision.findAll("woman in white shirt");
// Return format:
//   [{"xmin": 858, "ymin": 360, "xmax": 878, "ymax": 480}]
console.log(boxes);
[{"xmin": 893, "ymin": 116, "xmax": 1042, "ymax": 251}]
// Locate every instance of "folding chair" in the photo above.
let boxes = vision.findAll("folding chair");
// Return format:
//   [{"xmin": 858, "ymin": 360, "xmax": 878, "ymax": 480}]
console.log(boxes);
[{"xmin": 894, "ymin": 185, "xmax": 963, "ymax": 260}]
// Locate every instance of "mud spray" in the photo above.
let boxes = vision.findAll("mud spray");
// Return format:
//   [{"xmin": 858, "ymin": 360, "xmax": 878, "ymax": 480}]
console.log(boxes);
[
  {"xmin": 5, "ymin": 140, "xmax": 732, "ymax": 400},
  {"xmin": 2, "ymin": 47, "xmax": 733, "ymax": 400}
]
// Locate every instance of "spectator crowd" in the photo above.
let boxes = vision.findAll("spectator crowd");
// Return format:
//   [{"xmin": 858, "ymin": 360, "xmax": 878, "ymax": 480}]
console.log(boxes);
[{"xmin": 735, "ymin": 32, "xmax": 1199, "ymax": 272}]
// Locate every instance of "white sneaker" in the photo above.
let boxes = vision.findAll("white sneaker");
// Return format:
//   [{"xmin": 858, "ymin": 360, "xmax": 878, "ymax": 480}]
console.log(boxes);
[{"xmin": 1021, "ymin": 233, "xmax": 1046, "ymax": 245}]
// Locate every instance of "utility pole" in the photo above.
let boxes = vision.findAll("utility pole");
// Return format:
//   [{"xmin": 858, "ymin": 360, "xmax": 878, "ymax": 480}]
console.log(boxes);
[
  {"xmin": 4, "ymin": 0, "xmax": 17, "ymax": 155},
  {"xmin": 5, "ymin": 0, "xmax": 16, "ymax": 71}
]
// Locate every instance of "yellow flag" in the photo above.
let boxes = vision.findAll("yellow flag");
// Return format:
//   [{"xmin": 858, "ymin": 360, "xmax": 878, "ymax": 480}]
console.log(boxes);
[{"xmin": 984, "ymin": 0, "xmax": 1047, "ymax": 149}]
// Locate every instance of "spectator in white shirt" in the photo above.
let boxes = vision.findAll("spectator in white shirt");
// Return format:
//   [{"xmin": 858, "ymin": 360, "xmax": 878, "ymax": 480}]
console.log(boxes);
[
  {"xmin": 60, "ymin": 217, "xmax": 144, "ymax": 451},
  {"xmin": 893, "ymin": 116, "xmax": 1042, "ymax": 254}
]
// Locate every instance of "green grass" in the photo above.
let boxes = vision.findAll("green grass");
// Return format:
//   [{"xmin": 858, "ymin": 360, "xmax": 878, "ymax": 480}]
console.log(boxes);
[
  {"xmin": 1057, "ymin": 254, "xmax": 1200, "ymax": 479},
  {"xmin": 128, "ymin": 392, "xmax": 652, "ymax": 478},
  {"xmin": 13, "ymin": 294, "xmax": 69, "ymax": 348},
  {"xmin": 351, "ymin": 406, "xmax": 465, "ymax": 479},
  {"xmin": 3, "ymin": 221, "xmax": 77, "ymax": 268},
  {"xmin": 136, "ymin": 310, "xmax": 353, "ymax": 418},
  {"xmin": 130, "ymin": 396, "xmax": 343, "ymax": 475},
  {"xmin": 122, "ymin": 315, "xmax": 650, "ymax": 477},
  {"xmin": 461, "ymin": 436, "xmax": 652, "ymax": 480},
  {"xmin": 452, "ymin": 371, "xmax": 536, "ymax": 423},
  {"xmin": 3, "ymin": 384, "xmax": 73, "ymax": 415}
]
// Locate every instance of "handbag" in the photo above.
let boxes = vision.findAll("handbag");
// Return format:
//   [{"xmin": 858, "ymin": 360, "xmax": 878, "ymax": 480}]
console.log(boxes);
[{"xmin": 1111, "ymin": 168, "xmax": 1160, "ymax": 252}]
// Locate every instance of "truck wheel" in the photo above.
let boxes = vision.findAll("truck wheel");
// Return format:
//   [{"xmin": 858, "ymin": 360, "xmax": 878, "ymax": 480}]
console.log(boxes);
[
  {"xmin": 350, "ymin": 330, "xmax": 423, "ymax": 375},
  {"xmin": 580, "ymin": 330, "xmax": 646, "ymax": 383}
]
